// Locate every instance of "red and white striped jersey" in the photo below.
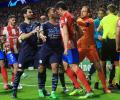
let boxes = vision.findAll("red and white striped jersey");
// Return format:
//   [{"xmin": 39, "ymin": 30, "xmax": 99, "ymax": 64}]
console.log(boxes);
[{"xmin": 1, "ymin": 25, "xmax": 20, "ymax": 54}]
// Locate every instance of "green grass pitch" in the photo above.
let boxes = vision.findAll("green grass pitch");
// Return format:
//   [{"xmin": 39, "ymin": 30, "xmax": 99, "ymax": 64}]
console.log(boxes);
[{"xmin": 0, "ymin": 68, "xmax": 120, "ymax": 100}]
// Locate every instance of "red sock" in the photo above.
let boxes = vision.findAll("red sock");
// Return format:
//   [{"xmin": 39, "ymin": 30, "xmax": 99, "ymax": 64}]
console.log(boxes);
[
  {"xmin": 75, "ymin": 67, "xmax": 92, "ymax": 92},
  {"xmin": 98, "ymin": 71, "xmax": 107, "ymax": 89},
  {"xmin": 1, "ymin": 67, "xmax": 8, "ymax": 85},
  {"xmin": 11, "ymin": 72, "xmax": 15, "ymax": 83},
  {"xmin": 66, "ymin": 67, "xmax": 80, "ymax": 88}
]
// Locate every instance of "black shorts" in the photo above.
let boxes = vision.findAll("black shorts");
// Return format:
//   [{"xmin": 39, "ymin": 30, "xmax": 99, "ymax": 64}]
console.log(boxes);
[
  {"xmin": 37, "ymin": 45, "xmax": 62, "ymax": 67},
  {"xmin": 101, "ymin": 39, "xmax": 119, "ymax": 61},
  {"xmin": 18, "ymin": 49, "xmax": 37, "ymax": 69}
]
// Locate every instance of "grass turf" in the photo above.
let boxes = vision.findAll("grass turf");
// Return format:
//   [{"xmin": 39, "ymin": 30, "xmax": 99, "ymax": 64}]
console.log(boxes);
[{"xmin": 0, "ymin": 68, "xmax": 120, "ymax": 100}]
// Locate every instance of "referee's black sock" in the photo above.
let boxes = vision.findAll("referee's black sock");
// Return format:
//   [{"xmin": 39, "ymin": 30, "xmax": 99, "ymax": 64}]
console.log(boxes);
[
  {"xmin": 89, "ymin": 64, "xmax": 96, "ymax": 75},
  {"xmin": 109, "ymin": 64, "xmax": 115, "ymax": 84},
  {"xmin": 88, "ymin": 64, "xmax": 96, "ymax": 80}
]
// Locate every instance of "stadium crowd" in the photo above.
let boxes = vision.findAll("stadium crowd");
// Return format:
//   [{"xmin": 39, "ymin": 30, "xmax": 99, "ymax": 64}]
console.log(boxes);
[{"xmin": 0, "ymin": 0, "xmax": 120, "ymax": 27}]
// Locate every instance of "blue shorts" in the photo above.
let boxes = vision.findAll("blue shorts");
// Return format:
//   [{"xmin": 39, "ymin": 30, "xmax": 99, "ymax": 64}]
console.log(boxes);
[
  {"xmin": 62, "ymin": 48, "xmax": 79, "ymax": 64},
  {"xmin": 38, "ymin": 45, "xmax": 62, "ymax": 66},
  {"xmin": 0, "ymin": 50, "xmax": 5, "ymax": 60},
  {"xmin": 6, "ymin": 52, "xmax": 17, "ymax": 65}
]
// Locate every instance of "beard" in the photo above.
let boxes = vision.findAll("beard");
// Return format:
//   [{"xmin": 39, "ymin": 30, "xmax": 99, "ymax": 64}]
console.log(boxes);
[
  {"xmin": 27, "ymin": 15, "xmax": 35, "ymax": 20},
  {"xmin": 11, "ymin": 23, "xmax": 16, "ymax": 27},
  {"xmin": 27, "ymin": 17, "xmax": 34, "ymax": 20}
]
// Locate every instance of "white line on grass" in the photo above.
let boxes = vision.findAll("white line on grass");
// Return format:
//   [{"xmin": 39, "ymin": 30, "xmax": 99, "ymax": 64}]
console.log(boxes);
[{"xmin": 0, "ymin": 82, "xmax": 73, "ymax": 88}]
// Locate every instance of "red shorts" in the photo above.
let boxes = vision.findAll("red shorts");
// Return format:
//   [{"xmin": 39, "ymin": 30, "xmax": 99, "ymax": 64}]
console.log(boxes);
[{"xmin": 78, "ymin": 45, "xmax": 100, "ymax": 62}]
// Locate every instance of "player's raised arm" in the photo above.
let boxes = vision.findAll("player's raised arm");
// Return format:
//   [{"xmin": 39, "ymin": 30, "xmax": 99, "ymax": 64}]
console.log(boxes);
[
  {"xmin": 19, "ymin": 26, "xmax": 39, "ymax": 41},
  {"xmin": 39, "ymin": 31, "xmax": 47, "ymax": 42},
  {"xmin": 38, "ymin": 24, "xmax": 47, "ymax": 42}
]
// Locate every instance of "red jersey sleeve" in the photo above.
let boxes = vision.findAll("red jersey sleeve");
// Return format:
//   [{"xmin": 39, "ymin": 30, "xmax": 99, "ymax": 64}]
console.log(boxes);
[{"xmin": 60, "ymin": 16, "xmax": 68, "ymax": 28}]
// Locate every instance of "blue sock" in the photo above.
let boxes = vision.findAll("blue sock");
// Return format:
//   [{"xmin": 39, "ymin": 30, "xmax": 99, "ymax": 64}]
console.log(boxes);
[
  {"xmin": 38, "ymin": 71, "xmax": 46, "ymax": 90},
  {"xmin": 52, "ymin": 73, "xmax": 58, "ymax": 91},
  {"xmin": 13, "ymin": 71, "xmax": 23, "ymax": 91}
]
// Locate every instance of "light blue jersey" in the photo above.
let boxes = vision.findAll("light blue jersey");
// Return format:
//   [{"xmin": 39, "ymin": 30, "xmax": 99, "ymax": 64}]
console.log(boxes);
[{"xmin": 94, "ymin": 18, "xmax": 103, "ymax": 49}]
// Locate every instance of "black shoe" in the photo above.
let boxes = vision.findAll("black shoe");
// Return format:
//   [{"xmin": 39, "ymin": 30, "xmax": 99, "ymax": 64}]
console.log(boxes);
[
  {"xmin": 43, "ymin": 89, "xmax": 50, "ymax": 96},
  {"xmin": 94, "ymin": 82, "xmax": 99, "ymax": 89}
]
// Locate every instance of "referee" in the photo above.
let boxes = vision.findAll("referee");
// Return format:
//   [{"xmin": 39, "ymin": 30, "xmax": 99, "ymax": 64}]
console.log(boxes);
[{"xmin": 97, "ymin": 4, "xmax": 119, "ymax": 89}]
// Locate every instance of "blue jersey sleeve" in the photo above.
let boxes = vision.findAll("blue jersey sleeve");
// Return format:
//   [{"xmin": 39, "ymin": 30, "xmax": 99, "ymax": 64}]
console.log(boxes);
[{"xmin": 19, "ymin": 23, "xmax": 27, "ymax": 34}]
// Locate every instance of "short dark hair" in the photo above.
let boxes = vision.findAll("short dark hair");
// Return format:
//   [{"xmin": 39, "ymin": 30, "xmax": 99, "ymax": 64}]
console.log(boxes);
[
  {"xmin": 99, "ymin": 8, "xmax": 106, "ymax": 14},
  {"xmin": 21, "ymin": 6, "xmax": 31, "ymax": 15},
  {"xmin": 107, "ymin": 4, "xmax": 116, "ymax": 13},
  {"xmin": 55, "ymin": 1, "xmax": 67, "ymax": 10},
  {"xmin": 46, "ymin": 7, "xmax": 53, "ymax": 15},
  {"xmin": 8, "ymin": 15, "xmax": 16, "ymax": 20}
]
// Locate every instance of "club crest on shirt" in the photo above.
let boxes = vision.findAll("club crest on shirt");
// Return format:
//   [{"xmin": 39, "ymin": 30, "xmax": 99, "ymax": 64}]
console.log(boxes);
[
  {"xmin": 39, "ymin": 60, "xmax": 42, "ymax": 64},
  {"xmin": 18, "ymin": 64, "xmax": 22, "ymax": 68}
]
